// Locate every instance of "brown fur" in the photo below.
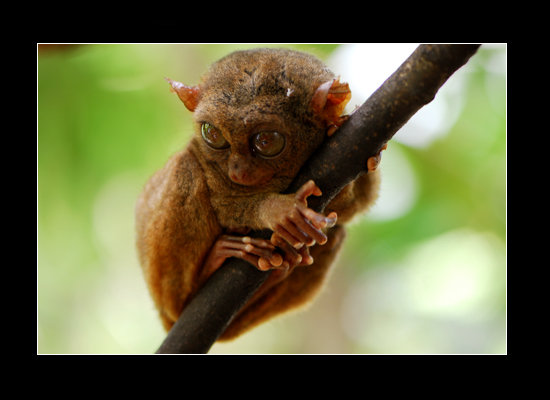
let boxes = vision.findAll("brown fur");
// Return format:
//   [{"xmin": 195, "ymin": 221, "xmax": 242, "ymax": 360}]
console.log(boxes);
[{"xmin": 136, "ymin": 48, "xmax": 380, "ymax": 339}]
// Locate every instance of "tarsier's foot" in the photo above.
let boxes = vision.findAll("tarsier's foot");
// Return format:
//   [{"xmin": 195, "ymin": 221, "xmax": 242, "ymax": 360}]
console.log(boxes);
[
  {"xmin": 367, "ymin": 143, "xmax": 388, "ymax": 172},
  {"xmin": 199, "ymin": 234, "xmax": 284, "ymax": 286}
]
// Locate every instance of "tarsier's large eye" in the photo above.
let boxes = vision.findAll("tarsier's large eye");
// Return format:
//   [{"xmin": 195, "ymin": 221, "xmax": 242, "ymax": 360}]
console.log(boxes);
[
  {"xmin": 201, "ymin": 123, "xmax": 229, "ymax": 149},
  {"xmin": 252, "ymin": 131, "xmax": 286, "ymax": 158}
]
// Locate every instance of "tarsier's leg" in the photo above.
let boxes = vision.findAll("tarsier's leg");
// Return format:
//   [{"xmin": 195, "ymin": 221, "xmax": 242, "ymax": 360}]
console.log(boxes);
[{"xmin": 219, "ymin": 224, "xmax": 346, "ymax": 341}]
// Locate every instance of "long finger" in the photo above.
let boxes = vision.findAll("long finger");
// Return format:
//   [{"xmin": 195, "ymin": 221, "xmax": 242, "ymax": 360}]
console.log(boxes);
[
  {"xmin": 298, "ymin": 246, "xmax": 314, "ymax": 266},
  {"xmin": 291, "ymin": 212, "xmax": 327, "ymax": 245},
  {"xmin": 222, "ymin": 235, "xmax": 276, "ymax": 250},
  {"xmin": 242, "ymin": 236, "xmax": 277, "ymax": 250},
  {"xmin": 283, "ymin": 216, "xmax": 313, "ymax": 246},
  {"xmin": 272, "ymin": 234, "xmax": 303, "ymax": 266},
  {"xmin": 298, "ymin": 205, "xmax": 337, "ymax": 230},
  {"xmin": 295, "ymin": 180, "xmax": 322, "ymax": 204},
  {"xmin": 273, "ymin": 223, "xmax": 305, "ymax": 249},
  {"xmin": 220, "ymin": 236, "xmax": 282, "ymax": 266}
]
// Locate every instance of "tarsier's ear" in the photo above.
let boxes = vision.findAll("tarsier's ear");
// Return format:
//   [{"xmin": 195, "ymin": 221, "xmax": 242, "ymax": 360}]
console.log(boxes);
[
  {"xmin": 310, "ymin": 78, "xmax": 352, "ymax": 136},
  {"xmin": 165, "ymin": 78, "xmax": 200, "ymax": 112}
]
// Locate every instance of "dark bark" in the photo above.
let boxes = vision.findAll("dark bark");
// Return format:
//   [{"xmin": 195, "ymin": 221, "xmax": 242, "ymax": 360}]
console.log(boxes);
[{"xmin": 155, "ymin": 44, "xmax": 481, "ymax": 354}]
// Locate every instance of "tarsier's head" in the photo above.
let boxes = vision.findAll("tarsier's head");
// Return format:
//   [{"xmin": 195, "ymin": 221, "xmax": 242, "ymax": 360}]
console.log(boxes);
[{"xmin": 167, "ymin": 48, "xmax": 351, "ymax": 190}]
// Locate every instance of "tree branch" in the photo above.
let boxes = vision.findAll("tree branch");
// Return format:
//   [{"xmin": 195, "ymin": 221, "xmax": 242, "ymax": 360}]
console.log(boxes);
[{"xmin": 155, "ymin": 44, "xmax": 481, "ymax": 354}]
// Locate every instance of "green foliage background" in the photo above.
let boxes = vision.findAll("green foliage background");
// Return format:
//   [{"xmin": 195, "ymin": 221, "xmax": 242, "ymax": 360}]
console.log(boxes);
[{"xmin": 37, "ymin": 44, "xmax": 505, "ymax": 354}]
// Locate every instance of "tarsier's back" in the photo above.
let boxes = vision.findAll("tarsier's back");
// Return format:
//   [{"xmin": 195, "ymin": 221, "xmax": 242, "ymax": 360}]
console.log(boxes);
[{"xmin": 136, "ymin": 48, "xmax": 382, "ymax": 341}]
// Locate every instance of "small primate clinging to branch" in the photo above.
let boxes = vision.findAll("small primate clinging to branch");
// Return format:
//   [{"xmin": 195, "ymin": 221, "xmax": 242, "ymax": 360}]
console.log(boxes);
[{"xmin": 136, "ymin": 48, "xmax": 385, "ymax": 340}]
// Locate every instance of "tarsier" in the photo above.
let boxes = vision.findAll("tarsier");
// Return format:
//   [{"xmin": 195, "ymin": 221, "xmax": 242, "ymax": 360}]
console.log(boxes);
[{"xmin": 136, "ymin": 48, "xmax": 384, "ymax": 341}]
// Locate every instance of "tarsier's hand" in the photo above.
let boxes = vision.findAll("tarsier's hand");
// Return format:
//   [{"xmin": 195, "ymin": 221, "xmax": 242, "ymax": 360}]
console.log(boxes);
[{"xmin": 261, "ymin": 180, "xmax": 337, "ymax": 268}]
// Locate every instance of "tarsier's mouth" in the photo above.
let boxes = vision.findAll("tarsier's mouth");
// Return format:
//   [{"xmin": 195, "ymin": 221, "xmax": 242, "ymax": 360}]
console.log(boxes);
[{"xmin": 228, "ymin": 170, "xmax": 273, "ymax": 187}]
